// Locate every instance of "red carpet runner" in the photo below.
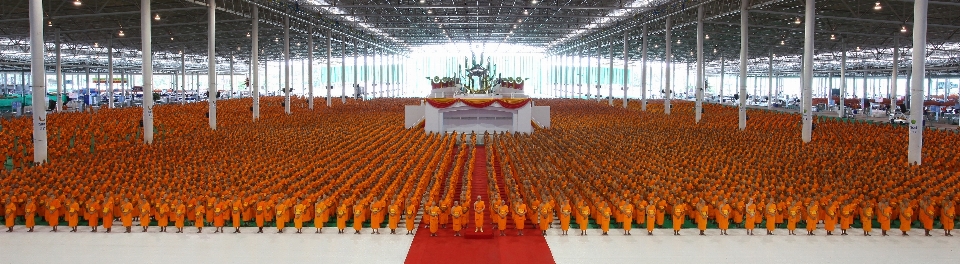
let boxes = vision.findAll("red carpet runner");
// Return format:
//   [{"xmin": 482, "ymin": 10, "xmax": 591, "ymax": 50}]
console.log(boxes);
[{"xmin": 404, "ymin": 145, "xmax": 556, "ymax": 264}]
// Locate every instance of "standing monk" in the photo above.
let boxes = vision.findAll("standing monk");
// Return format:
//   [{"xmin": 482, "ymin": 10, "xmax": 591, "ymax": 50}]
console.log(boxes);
[
  {"xmin": 352, "ymin": 202, "xmax": 364, "ymax": 235},
  {"xmin": 315, "ymin": 197, "xmax": 327, "ymax": 234},
  {"xmin": 622, "ymin": 202, "xmax": 634, "ymax": 236},
  {"xmin": 539, "ymin": 202, "xmax": 552, "ymax": 236},
  {"xmin": 256, "ymin": 197, "xmax": 266, "ymax": 233},
  {"xmin": 24, "ymin": 198, "xmax": 35, "ymax": 232},
  {"xmin": 157, "ymin": 200, "xmax": 170, "ymax": 233},
  {"xmin": 100, "ymin": 196, "xmax": 112, "ymax": 233},
  {"xmin": 765, "ymin": 198, "xmax": 777, "ymax": 235},
  {"xmin": 745, "ymin": 198, "xmax": 756, "ymax": 236},
  {"xmin": 787, "ymin": 201, "xmax": 800, "ymax": 235},
  {"xmin": 231, "ymin": 196, "xmax": 242, "ymax": 233},
  {"xmin": 600, "ymin": 202, "xmax": 612, "ymax": 235},
  {"xmin": 85, "ymin": 197, "xmax": 99, "ymax": 232},
  {"xmin": 428, "ymin": 202, "xmax": 439, "ymax": 237},
  {"xmin": 672, "ymin": 199, "xmax": 685, "ymax": 236},
  {"xmin": 294, "ymin": 199, "xmax": 306, "ymax": 234},
  {"xmin": 560, "ymin": 199, "xmax": 571, "ymax": 236},
  {"xmin": 498, "ymin": 200, "xmax": 509, "ymax": 236},
  {"xmin": 175, "ymin": 199, "xmax": 186, "ymax": 233},
  {"xmin": 194, "ymin": 200, "xmax": 205, "ymax": 233},
  {"xmin": 336, "ymin": 203, "xmax": 348, "ymax": 234},
  {"xmin": 718, "ymin": 199, "xmax": 731, "ymax": 235},
  {"xmin": 404, "ymin": 200, "xmax": 416, "ymax": 235},
  {"xmin": 369, "ymin": 199, "xmax": 382, "ymax": 235},
  {"xmin": 941, "ymin": 197, "xmax": 954, "ymax": 236},
  {"xmin": 695, "ymin": 200, "xmax": 708, "ymax": 236},
  {"xmin": 878, "ymin": 200, "xmax": 892, "ymax": 236},
  {"xmin": 4, "ymin": 198, "xmax": 15, "ymax": 232},
  {"xmin": 139, "ymin": 198, "xmax": 151, "ymax": 232},
  {"xmin": 899, "ymin": 199, "xmax": 913, "ymax": 236},
  {"xmin": 805, "ymin": 199, "xmax": 819, "ymax": 235},
  {"xmin": 861, "ymin": 201, "xmax": 874, "ymax": 236},
  {"xmin": 919, "ymin": 197, "xmax": 936, "ymax": 237},
  {"xmin": 388, "ymin": 201, "xmax": 400, "ymax": 234},
  {"xmin": 121, "ymin": 198, "xmax": 133, "ymax": 233},
  {"xmin": 67, "ymin": 198, "xmax": 80, "ymax": 232},
  {"xmin": 451, "ymin": 201, "xmax": 463, "ymax": 236},
  {"xmin": 474, "ymin": 196, "xmax": 486, "ymax": 233},
  {"xmin": 277, "ymin": 199, "xmax": 289, "ymax": 234},
  {"xmin": 515, "ymin": 200, "xmax": 528, "ymax": 236},
  {"xmin": 213, "ymin": 198, "xmax": 225, "ymax": 233},
  {"xmin": 46, "ymin": 194, "xmax": 61, "ymax": 232}
]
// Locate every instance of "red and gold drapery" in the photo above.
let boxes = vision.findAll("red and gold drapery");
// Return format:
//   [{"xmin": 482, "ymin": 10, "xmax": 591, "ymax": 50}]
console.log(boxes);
[{"xmin": 426, "ymin": 98, "xmax": 531, "ymax": 109}]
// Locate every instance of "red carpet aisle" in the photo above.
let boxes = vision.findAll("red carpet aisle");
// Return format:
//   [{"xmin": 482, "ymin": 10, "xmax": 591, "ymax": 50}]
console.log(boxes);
[{"xmin": 404, "ymin": 146, "xmax": 556, "ymax": 264}]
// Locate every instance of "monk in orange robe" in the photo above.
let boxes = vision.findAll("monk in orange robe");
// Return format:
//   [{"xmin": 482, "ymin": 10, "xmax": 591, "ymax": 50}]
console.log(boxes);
[
  {"xmin": 745, "ymin": 198, "xmax": 756, "ymax": 236},
  {"xmin": 439, "ymin": 199, "xmax": 450, "ymax": 229},
  {"xmin": 388, "ymin": 202, "xmax": 400, "ymax": 234},
  {"xmin": 515, "ymin": 200, "xmax": 527, "ymax": 236},
  {"xmin": 559, "ymin": 199, "xmax": 571, "ymax": 236},
  {"xmin": 765, "ymin": 198, "xmax": 777, "ymax": 235},
  {"xmin": 860, "ymin": 201, "xmax": 874, "ymax": 236},
  {"xmin": 473, "ymin": 196, "xmax": 485, "ymax": 233},
  {"xmin": 941, "ymin": 197, "xmax": 954, "ymax": 236},
  {"xmin": 67, "ymin": 198, "xmax": 80, "ymax": 232},
  {"xmin": 85, "ymin": 197, "xmax": 100, "ymax": 232},
  {"xmin": 404, "ymin": 201, "xmax": 416, "ymax": 235},
  {"xmin": 656, "ymin": 199, "xmax": 666, "ymax": 228},
  {"xmin": 352, "ymin": 203, "xmax": 364, "ymax": 235},
  {"xmin": 100, "ymin": 197, "xmax": 112, "ymax": 233},
  {"xmin": 194, "ymin": 201, "xmax": 205, "ymax": 233},
  {"xmin": 840, "ymin": 201, "xmax": 854, "ymax": 236},
  {"xmin": 120, "ymin": 198, "xmax": 133, "ymax": 233},
  {"xmin": 231, "ymin": 196, "xmax": 242, "ymax": 233},
  {"xmin": 277, "ymin": 199, "xmax": 289, "ymax": 234},
  {"xmin": 46, "ymin": 194, "xmax": 61, "ymax": 232},
  {"xmin": 539, "ymin": 202, "xmax": 552, "ymax": 236},
  {"xmin": 23, "ymin": 198, "xmax": 35, "ymax": 232},
  {"xmin": 4, "ymin": 197, "xmax": 15, "ymax": 232},
  {"xmin": 451, "ymin": 201, "xmax": 463, "ymax": 236},
  {"xmin": 175, "ymin": 199, "xmax": 186, "ymax": 233},
  {"xmin": 878, "ymin": 200, "xmax": 892, "ymax": 236},
  {"xmin": 256, "ymin": 197, "xmax": 266, "ymax": 233},
  {"xmin": 899, "ymin": 199, "xmax": 913, "ymax": 236},
  {"xmin": 213, "ymin": 199, "xmax": 226, "ymax": 233},
  {"xmin": 672, "ymin": 200, "xmax": 685, "ymax": 236},
  {"xmin": 315, "ymin": 197, "xmax": 327, "ymax": 233},
  {"xmin": 919, "ymin": 197, "xmax": 936, "ymax": 237},
  {"xmin": 714, "ymin": 199, "xmax": 729, "ymax": 235},
  {"xmin": 498, "ymin": 201, "xmax": 509, "ymax": 236},
  {"xmin": 805, "ymin": 200, "xmax": 819, "ymax": 235},
  {"xmin": 824, "ymin": 200, "xmax": 838, "ymax": 235},
  {"xmin": 622, "ymin": 203, "xmax": 634, "ymax": 235},
  {"xmin": 787, "ymin": 201, "xmax": 800, "ymax": 235},
  {"xmin": 645, "ymin": 199, "xmax": 656, "ymax": 235},
  {"xmin": 428, "ymin": 203, "xmax": 439, "ymax": 237},
  {"xmin": 294, "ymin": 199, "xmax": 306, "ymax": 233},
  {"xmin": 139, "ymin": 198, "xmax": 151, "ymax": 232},
  {"xmin": 370, "ymin": 199, "xmax": 382, "ymax": 234},
  {"xmin": 695, "ymin": 200, "xmax": 708, "ymax": 236},
  {"xmin": 336, "ymin": 203, "xmax": 348, "ymax": 234}
]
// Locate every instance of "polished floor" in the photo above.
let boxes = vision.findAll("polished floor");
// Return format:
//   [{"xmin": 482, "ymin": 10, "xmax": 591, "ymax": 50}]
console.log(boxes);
[{"xmin": 2, "ymin": 225, "xmax": 959, "ymax": 263}]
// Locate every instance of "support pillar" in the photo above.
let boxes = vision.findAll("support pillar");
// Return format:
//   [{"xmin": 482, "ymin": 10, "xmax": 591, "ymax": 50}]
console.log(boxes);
[
  {"xmin": 665, "ymin": 17, "xmax": 673, "ymax": 114},
  {"xmin": 908, "ymin": 0, "xmax": 928, "ymax": 164},
  {"xmin": 608, "ymin": 39, "xmax": 614, "ymax": 106},
  {"xmin": 207, "ymin": 0, "xmax": 217, "ymax": 129},
  {"xmin": 695, "ymin": 5, "xmax": 704, "ymax": 122},
  {"xmin": 839, "ymin": 43, "xmax": 846, "ymax": 116},
  {"xmin": 801, "ymin": 0, "xmax": 815, "ymax": 142},
  {"xmin": 891, "ymin": 38, "xmax": 900, "ymax": 112},
  {"xmin": 623, "ymin": 31, "xmax": 629, "ymax": 108},
  {"xmin": 252, "ymin": 6, "xmax": 259, "ymax": 119},
  {"xmin": 283, "ymin": 16, "xmax": 291, "ymax": 114},
  {"xmin": 738, "ymin": 0, "xmax": 749, "ymax": 130},
  {"xmin": 308, "ymin": 26, "xmax": 314, "ymax": 109},
  {"xmin": 641, "ymin": 25, "xmax": 648, "ymax": 111},
  {"xmin": 768, "ymin": 51, "xmax": 774, "ymax": 110},
  {"xmin": 326, "ymin": 30, "xmax": 332, "ymax": 107},
  {"xmin": 56, "ymin": 30, "xmax": 64, "ymax": 111},
  {"xmin": 142, "ymin": 0, "xmax": 155, "ymax": 142},
  {"xmin": 29, "ymin": 0, "xmax": 47, "ymax": 164}
]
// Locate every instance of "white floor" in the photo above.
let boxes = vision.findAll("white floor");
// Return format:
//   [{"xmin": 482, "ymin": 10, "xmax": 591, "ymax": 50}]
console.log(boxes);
[
  {"xmin": 0, "ymin": 226, "xmax": 414, "ymax": 264},
  {"xmin": 545, "ymin": 228, "xmax": 960, "ymax": 264}
]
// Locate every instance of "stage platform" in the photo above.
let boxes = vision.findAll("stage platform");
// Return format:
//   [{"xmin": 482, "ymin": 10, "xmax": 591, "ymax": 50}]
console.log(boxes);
[{"xmin": 405, "ymin": 96, "xmax": 550, "ymax": 134}]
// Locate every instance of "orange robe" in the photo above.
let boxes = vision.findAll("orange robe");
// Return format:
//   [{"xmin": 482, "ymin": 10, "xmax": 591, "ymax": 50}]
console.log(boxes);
[
  {"xmin": 428, "ymin": 206, "xmax": 439, "ymax": 234},
  {"xmin": 352, "ymin": 204, "xmax": 364, "ymax": 232},
  {"xmin": 451, "ymin": 205, "xmax": 463, "ymax": 232},
  {"xmin": 718, "ymin": 204, "xmax": 731, "ymax": 230},
  {"xmin": 765, "ymin": 203, "xmax": 777, "ymax": 232},
  {"xmin": 696, "ymin": 205, "xmax": 708, "ymax": 231},
  {"xmin": 560, "ymin": 203, "xmax": 571, "ymax": 232},
  {"xmin": 336, "ymin": 205, "xmax": 348, "ymax": 231},
  {"xmin": 824, "ymin": 203, "xmax": 838, "ymax": 232},
  {"xmin": 516, "ymin": 204, "xmax": 528, "ymax": 230},
  {"xmin": 899, "ymin": 207, "xmax": 913, "ymax": 232},
  {"xmin": 67, "ymin": 202, "xmax": 80, "ymax": 228},
  {"xmin": 294, "ymin": 204, "xmax": 306, "ymax": 230},
  {"xmin": 645, "ymin": 204, "xmax": 656, "ymax": 232},
  {"xmin": 622, "ymin": 204, "xmax": 634, "ymax": 231},
  {"xmin": 878, "ymin": 206, "xmax": 892, "ymax": 231},
  {"xmin": 806, "ymin": 204, "xmax": 819, "ymax": 232},
  {"xmin": 256, "ymin": 202, "xmax": 266, "ymax": 227},
  {"xmin": 100, "ymin": 200, "xmax": 112, "ymax": 229},
  {"xmin": 920, "ymin": 204, "xmax": 936, "ymax": 230},
  {"xmin": 277, "ymin": 203, "xmax": 289, "ymax": 230},
  {"xmin": 139, "ymin": 203, "xmax": 151, "ymax": 227},
  {"xmin": 745, "ymin": 204, "xmax": 756, "ymax": 230},
  {"xmin": 672, "ymin": 204, "xmax": 685, "ymax": 231},
  {"xmin": 498, "ymin": 205, "xmax": 509, "ymax": 231},
  {"xmin": 474, "ymin": 201, "xmax": 485, "ymax": 229},
  {"xmin": 405, "ymin": 204, "xmax": 416, "ymax": 232},
  {"xmin": 157, "ymin": 203, "xmax": 169, "ymax": 228},
  {"xmin": 941, "ymin": 205, "xmax": 954, "ymax": 231},
  {"xmin": 175, "ymin": 204, "xmax": 185, "ymax": 229},
  {"xmin": 194, "ymin": 205, "xmax": 205, "ymax": 228},
  {"xmin": 121, "ymin": 202, "xmax": 133, "ymax": 227},
  {"xmin": 787, "ymin": 205, "xmax": 800, "ymax": 231},
  {"xmin": 861, "ymin": 206, "xmax": 874, "ymax": 233},
  {"xmin": 231, "ymin": 201, "xmax": 242, "ymax": 228},
  {"xmin": 388, "ymin": 204, "xmax": 400, "ymax": 230},
  {"xmin": 86, "ymin": 202, "xmax": 100, "ymax": 227},
  {"xmin": 4, "ymin": 202, "xmax": 15, "ymax": 228}
]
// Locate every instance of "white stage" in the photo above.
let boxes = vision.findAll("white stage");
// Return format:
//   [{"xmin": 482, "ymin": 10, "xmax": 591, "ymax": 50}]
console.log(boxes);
[{"xmin": 405, "ymin": 96, "xmax": 550, "ymax": 134}]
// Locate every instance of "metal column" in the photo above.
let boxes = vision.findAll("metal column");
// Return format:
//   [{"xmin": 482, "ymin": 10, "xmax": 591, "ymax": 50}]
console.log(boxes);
[
  {"xmin": 696, "ymin": 5, "xmax": 704, "ymax": 122},
  {"xmin": 283, "ymin": 16, "xmax": 291, "ymax": 114},
  {"xmin": 641, "ymin": 25, "xmax": 648, "ymax": 111},
  {"xmin": 29, "ymin": 0, "xmax": 47, "ymax": 164},
  {"xmin": 801, "ymin": 0, "xmax": 815, "ymax": 142},
  {"xmin": 908, "ymin": 0, "xmax": 928, "ymax": 164},
  {"xmin": 665, "ymin": 17, "xmax": 672, "ymax": 114},
  {"xmin": 738, "ymin": 0, "xmax": 749, "ymax": 130},
  {"xmin": 142, "ymin": 0, "xmax": 155, "ymax": 142}
]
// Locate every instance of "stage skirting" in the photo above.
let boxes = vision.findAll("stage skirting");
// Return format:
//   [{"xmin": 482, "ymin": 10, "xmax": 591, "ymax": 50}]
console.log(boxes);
[{"xmin": 419, "ymin": 98, "xmax": 534, "ymax": 134}]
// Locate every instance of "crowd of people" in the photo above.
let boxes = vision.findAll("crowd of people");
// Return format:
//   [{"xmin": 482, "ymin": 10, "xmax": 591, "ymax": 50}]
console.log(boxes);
[{"xmin": 2, "ymin": 97, "xmax": 958, "ymax": 237}]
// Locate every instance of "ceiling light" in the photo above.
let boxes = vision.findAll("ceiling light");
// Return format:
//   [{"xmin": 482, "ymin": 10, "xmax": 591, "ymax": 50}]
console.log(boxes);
[
  {"xmin": 518, "ymin": 19, "xmax": 523, "ymax": 23},
  {"xmin": 427, "ymin": 9, "xmax": 433, "ymax": 14},
  {"xmin": 705, "ymin": 34, "xmax": 710, "ymax": 40},
  {"xmin": 170, "ymin": 37, "xmax": 174, "ymax": 40},
  {"xmin": 713, "ymin": 48, "xmax": 717, "ymax": 53},
  {"xmin": 118, "ymin": 30, "xmax": 125, "ymax": 37},
  {"xmin": 794, "ymin": 18, "xmax": 801, "ymax": 24},
  {"xmin": 419, "ymin": 0, "xmax": 425, "ymax": 3},
  {"xmin": 874, "ymin": 2, "xmax": 882, "ymax": 10},
  {"xmin": 523, "ymin": 10, "xmax": 529, "ymax": 15},
  {"xmin": 830, "ymin": 34, "xmax": 836, "ymax": 40},
  {"xmin": 73, "ymin": 0, "xmax": 82, "ymax": 6},
  {"xmin": 856, "ymin": 46, "xmax": 861, "ymax": 51},
  {"xmin": 780, "ymin": 40, "xmax": 785, "ymax": 45},
  {"xmin": 154, "ymin": 14, "xmax": 160, "ymax": 21},
  {"xmin": 677, "ymin": 39, "xmax": 681, "ymax": 44},
  {"xmin": 900, "ymin": 25, "xmax": 907, "ymax": 33},
  {"xmin": 531, "ymin": 0, "xmax": 538, "ymax": 3},
  {"xmin": 513, "ymin": 25, "xmax": 517, "ymax": 29},
  {"xmin": 47, "ymin": 20, "xmax": 52, "ymax": 27},
  {"xmin": 94, "ymin": 42, "xmax": 99, "ymax": 47},
  {"xmin": 246, "ymin": 32, "xmax": 251, "ymax": 37}
]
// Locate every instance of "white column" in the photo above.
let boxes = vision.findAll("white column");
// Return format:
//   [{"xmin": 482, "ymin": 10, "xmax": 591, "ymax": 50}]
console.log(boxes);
[
  {"xmin": 596, "ymin": 45, "xmax": 601, "ymax": 100},
  {"xmin": 364, "ymin": 46, "xmax": 368, "ymax": 100},
  {"xmin": 353, "ymin": 41, "xmax": 358, "ymax": 100},
  {"xmin": 229, "ymin": 56, "xmax": 234, "ymax": 99},
  {"xmin": 665, "ymin": 17, "xmax": 673, "ymax": 114},
  {"xmin": 252, "ymin": 6, "xmax": 259, "ymax": 119},
  {"xmin": 586, "ymin": 52, "xmax": 591, "ymax": 98},
  {"xmin": 608, "ymin": 39, "xmax": 614, "ymax": 106},
  {"xmin": 623, "ymin": 32, "xmax": 629, "ymax": 108},
  {"xmin": 838, "ymin": 44, "xmax": 846, "ymax": 116},
  {"xmin": 720, "ymin": 56, "xmax": 725, "ymax": 102},
  {"xmin": 341, "ymin": 40, "xmax": 346, "ymax": 103},
  {"xmin": 56, "ymin": 30, "xmax": 64, "ymax": 112},
  {"xmin": 29, "ymin": 0, "xmax": 47, "ymax": 164},
  {"xmin": 371, "ymin": 49, "xmax": 377, "ymax": 98},
  {"xmin": 891, "ymin": 38, "xmax": 899, "ymax": 112},
  {"xmin": 768, "ymin": 51, "xmax": 774, "ymax": 110},
  {"xmin": 207, "ymin": 0, "xmax": 217, "ymax": 129},
  {"xmin": 180, "ymin": 52, "xmax": 185, "ymax": 106},
  {"xmin": 142, "ymin": 0, "xmax": 155, "ymax": 142},
  {"xmin": 801, "ymin": 0, "xmax": 815, "ymax": 142},
  {"xmin": 641, "ymin": 25, "xmax": 648, "ymax": 111},
  {"xmin": 326, "ymin": 30, "xmax": 332, "ymax": 107},
  {"xmin": 283, "ymin": 16, "xmax": 291, "ymax": 114},
  {"xmin": 578, "ymin": 49, "xmax": 583, "ymax": 98},
  {"xmin": 908, "ymin": 0, "xmax": 928, "ymax": 165},
  {"xmin": 695, "ymin": 5, "xmax": 704, "ymax": 122},
  {"xmin": 738, "ymin": 0, "xmax": 748, "ymax": 130},
  {"xmin": 308, "ymin": 26, "xmax": 314, "ymax": 109}
]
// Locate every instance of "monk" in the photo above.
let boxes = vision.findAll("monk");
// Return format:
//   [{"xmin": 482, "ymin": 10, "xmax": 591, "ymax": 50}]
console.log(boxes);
[
  {"xmin": 717, "ymin": 199, "xmax": 731, "ymax": 235},
  {"xmin": 578, "ymin": 202, "xmax": 590, "ymax": 236},
  {"xmin": 765, "ymin": 198, "xmax": 777, "ymax": 235},
  {"xmin": 369, "ymin": 199, "xmax": 381, "ymax": 235},
  {"xmin": 600, "ymin": 202, "xmax": 612, "ymax": 235},
  {"xmin": 878, "ymin": 200, "xmax": 891, "ymax": 236},
  {"xmin": 428, "ymin": 202, "xmax": 439, "ymax": 237},
  {"xmin": 194, "ymin": 201, "xmax": 205, "ymax": 233},
  {"xmin": 745, "ymin": 198, "xmax": 756, "ymax": 236},
  {"xmin": 439, "ymin": 199, "xmax": 450, "ymax": 229},
  {"xmin": 451, "ymin": 201, "xmax": 463, "ymax": 236},
  {"xmin": 695, "ymin": 200, "xmax": 708, "ymax": 236},
  {"xmin": 404, "ymin": 200, "xmax": 416, "ymax": 235},
  {"xmin": 860, "ymin": 201, "xmax": 874, "ymax": 236},
  {"xmin": 672, "ymin": 199, "xmax": 685, "ymax": 236},
  {"xmin": 941, "ymin": 197, "xmax": 954, "ymax": 236},
  {"xmin": 213, "ymin": 198, "xmax": 226, "ymax": 233},
  {"xmin": 100, "ymin": 196, "xmax": 112, "ymax": 233},
  {"xmin": 139, "ymin": 198, "xmax": 151, "ymax": 232},
  {"xmin": 175, "ymin": 199, "xmax": 186, "ymax": 233},
  {"xmin": 645, "ymin": 199, "xmax": 656, "ymax": 235},
  {"xmin": 315, "ymin": 197, "xmax": 327, "ymax": 233},
  {"xmin": 388, "ymin": 201, "xmax": 400, "ymax": 234},
  {"xmin": 515, "ymin": 199, "xmax": 527, "ymax": 236},
  {"xmin": 622, "ymin": 202, "xmax": 634, "ymax": 235},
  {"xmin": 294, "ymin": 199, "xmax": 306, "ymax": 234},
  {"xmin": 24, "ymin": 198, "xmax": 35, "ymax": 232},
  {"xmin": 498, "ymin": 200, "xmax": 509, "ymax": 236},
  {"xmin": 336, "ymin": 203, "xmax": 348, "ymax": 234},
  {"xmin": 67, "ymin": 198, "xmax": 80, "ymax": 232},
  {"xmin": 121, "ymin": 198, "xmax": 133, "ymax": 233},
  {"xmin": 85, "ymin": 197, "xmax": 100, "ymax": 232},
  {"xmin": 919, "ymin": 196, "xmax": 935, "ymax": 237},
  {"xmin": 4, "ymin": 197, "xmax": 15, "ymax": 232},
  {"xmin": 473, "ymin": 196, "xmax": 485, "ymax": 233},
  {"xmin": 899, "ymin": 199, "xmax": 913, "ymax": 236},
  {"xmin": 231, "ymin": 196, "xmax": 242, "ymax": 233},
  {"xmin": 824, "ymin": 199, "xmax": 838, "ymax": 235},
  {"xmin": 787, "ymin": 201, "xmax": 800, "ymax": 235},
  {"xmin": 539, "ymin": 202, "xmax": 552, "ymax": 236},
  {"xmin": 157, "ymin": 200, "xmax": 170, "ymax": 233},
  {"xmin": 352, "ymin": 203, "xmax": 363, "ymax": 235},
  {"xmin": 277, "ymin": 199, "xmax": 289, "ymax": 234},
  {"xmin": 46, "ymin": 194, "xmax": 61, "ymax": 232},
  {"xmin": 256, "ymin": 197, "xmax": 266, "ymax": 233},
  {"xmin": 560, "ymin": 199, "xmax": 571, "ymax": 236}
]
